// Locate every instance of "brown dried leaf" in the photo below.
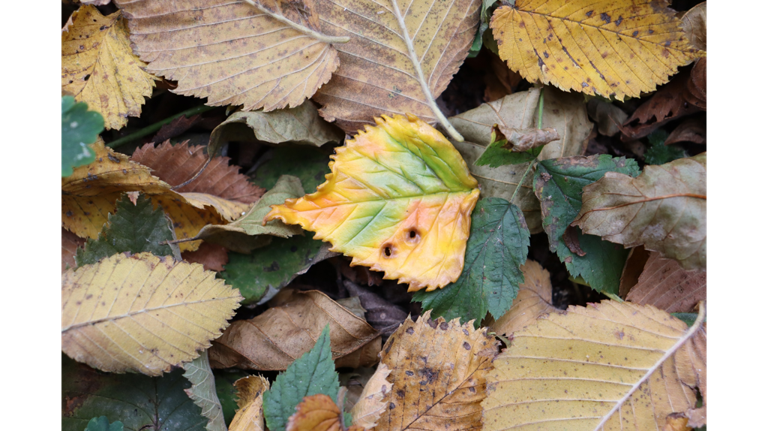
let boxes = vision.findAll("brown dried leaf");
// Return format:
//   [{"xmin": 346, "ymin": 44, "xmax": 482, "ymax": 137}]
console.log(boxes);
[
  {"xmin": 587, "ymin": 99, "xmax": 628, "ymax": 137},
  {"xmin": 152, "ymin": 114, "xmax": 203, "ymax": 144},
  {"xmin": 182, "ymin": 242, "xmax": 230, "ymax": 272},
  {"xmin": 114, "ymin": 0, "xmax": 340, "ymax": 111},
  {"xmin": 489, "ymin": 260, "xmax": 556, "ymax": 337},
  {"xmin": 230, "ymin": 375, "xmax": 270, "ymax": 431},
  {"xmin": 286, "ymin": 394, "xmax": 347, "ymax": 431},
  {"xmin": 497, "ymin": 125, "xmax": 559, "ymax": 152},
  {"xmin": 684, "ymin": 58, "xmax": 707, "ymax": 110},
  {"xmin": 681, "ymin": 2, "xmax": 707, "ymax": 52},
  {"xmin": 626, "ymin": 252, "xmax": 706, "ymax": 313},
  {"xmin": 374, "ymin": 311, "xmax": 498, "ymax": 431},
  {"xmin": 343, "ymin": 281, "xmax": 409, "ymax": 337},
  {"xmin": 619, "ymin": 247, "xmax": 651, "ymax": 298},
  {"xmin": 209, "ymin": 290, "xmax": 380, "ymax": 371},
  {"xmin": 350, "ymin": 363, "xmax": 392, "ymax": 430},
  {"xmin": 484, "ymin": 53, "xmax": 522, "ymax": 103},
  {"xmin": 666, "ymin": 116, "xmax": 706, "ymax": 145},
  {"xmin": 62, "ymin": 228, "xmax": 85, "ymax": 273}
]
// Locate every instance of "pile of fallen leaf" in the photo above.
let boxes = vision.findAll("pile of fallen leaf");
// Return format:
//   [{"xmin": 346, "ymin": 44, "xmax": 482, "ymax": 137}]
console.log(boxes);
[{"xmin": 62, "ymin": 1, "xmax": 707, "ymax": 430}]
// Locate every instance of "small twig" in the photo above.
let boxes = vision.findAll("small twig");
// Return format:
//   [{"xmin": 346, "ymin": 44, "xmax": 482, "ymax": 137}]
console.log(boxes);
[
  {"xmin": 171, "ymin": 156, "xmax": 211, "ymax": 190},
  {"xmin": 243, "ymin": 0, "xmax": 350, "ymax": 44},
  {"xmin": 106, "ymin": 104, "xmax": 217, "ymax": 149}
]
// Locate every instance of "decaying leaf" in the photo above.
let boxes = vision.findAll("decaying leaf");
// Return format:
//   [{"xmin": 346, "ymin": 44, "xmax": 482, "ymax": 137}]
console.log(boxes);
[
  {"xmin": 343, "ymin": 281, "xmax": 409, "ymax": 337},
  {"xmin": 573, "ymin": 153, "xmax": 706, "ymax": 270},
  {"xmin": 375, "ymin": 312, "xmax": 499, "ymax": 431},
  {"xmin": 113, "ymin": 0, "xmax": 341, "ymax": 112},
  {"xmin": 265, "ymin": 115, "xmax": 481, "ymax": 292},
  {"xmin": 681, "ymin": 2, "xmax": 707, "ymax": 52},
  {"xmin": 62, "ymin": 228, "xmax": 85, "ymax": 273},
  {"xmin": 230, "ymin": 375, "xmax": 270, "ymax": 431},
  {"xmin": 490, "ymin": 0, "xmax": 699, "ymax": 99},
  {"xmin": 62, "ymin": 252, "xmax": 242, "ymax": 376},
  {"xmin": 618, "ymin": 247, "xmax": 651, "ymax": 298},
  {"xmin": 62, "ymin": 5, "xmax": 156, "ymax": 130},
  {"xmin": 666, "ymin": 117, "xmax": 706, "ymax": 145},
  {"xmin": 588, "ymin": 99, "xmax": 628, "ymax": 137},
  {"xmin": 286, "ymin": 394, "xmax": 359, "ymax": 431},
  {"xmin": 626, "ymin": 252, "xmax": 706, "ymax": 313},
  {"xmin": 62, "ymin": 96, "xmax": 102, "ymax": 177},
  {"xmin": 350, "ymin": 363, "xmax": 392, "ymax": 430},
  {"xmin": 209, "ymin": 290, "xmax": 380, "ymax": 370},
  {"xmin": 483, "ymin": 301, "xmax": 707, "ymax": 430},
  {"xmin": 489, "ymin": 260, "xmax": 557, "ymax": 337},
  {"xmin": 312, "ymin": 0, "xmax": 481, "ymax": 141},
  {"xmin": 183, "ymin": 351, "xmax": 227, "ymax": 431},
  {"xmin": 182, "ymin": 242, "xmax": 230, "ymax": 272}
]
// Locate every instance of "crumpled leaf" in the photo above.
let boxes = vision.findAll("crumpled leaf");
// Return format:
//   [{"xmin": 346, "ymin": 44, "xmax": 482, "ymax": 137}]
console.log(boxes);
[
  {"xmin": 62, "ymin": 355, "xmax": 208, "ymax": 431},
  {"xmin": 265, "ymin": 114, "xmax": 481, "ymax": 292},
  {"xmin": 62, "ymin": 252, "xmax": 242, "ymax": 376},
  {"xmin": 483, "ymin": 301, "xmax": 707, "ymax": 430},
  {"xmin": 534, "ymin": 155, "xmax": 640, "ymax": 296},
  {"xmin": 62, "ymin": 228, "xmax": 85, "ymax": 273},
  {"xmin": 626, "ymin": 252, "xmax": 706, "ymax": 313},
  {"xmin": 62, "ymin": 96, "xmax": 102, "ymax": 177},
  {"xmin": 75, "ymin": 193, "xmax": 177, "ymax": 267},
  {"xmin": 230, "ymin": 375, "xmax": 270, "ymax": 431},
  {"xmin": 263, "ymin": 325, "xmax": 340, "ymax": 431},
  {"xmin": 573, "ymin": 153, "xmax": 706, "ymax": 270},
  {"xmin": 214, "ymin": 369, "xmax": 253, "ymax": 425},
  {"xmin": 490, "ymin": 0, "xmax": 699, "ymax": 99},
  {"xmin": 209, "ymin": 290, "xmax": 380, "ymax": 370},
  {"xmin": 375, "ymin": 311, "xmax": 498, "ymax": 431},
  {"xmin": 62, "ymin": 5, "xmax": 156, "ymax": 130},
  {"xmin": 84, "ymin": 417, "xmax": 123, "ymax": 431},
  {"xmin": 349, "ymin": 363, "xmax": 392, "ymax": 429},
  {"xmin": 413, "ymin": 197, "xmax": 530, "ymax": 327},
  {"xmin": 312, "ymin": 0, "xmax": 481, "ymax": 141},
  {"xmin": 450, "ymin": 87, "xmax": 591, "ymax": 233},
  {"xmin": 113, "ymin": 0, "xmax": 341, "ymax": 112},
  {"xmin": 489, "ymin": 260, "xmax": 557, "ymax": 337},
  {"xmin": 183, "ymin": 351, "xmax": 227, "ymax": 431}
]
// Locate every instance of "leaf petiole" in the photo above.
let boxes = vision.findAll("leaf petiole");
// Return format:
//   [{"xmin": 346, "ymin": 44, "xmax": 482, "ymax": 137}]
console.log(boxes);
[{"xmin": 243, "ymin": 0, "xmax": 350, "ymax": 44}]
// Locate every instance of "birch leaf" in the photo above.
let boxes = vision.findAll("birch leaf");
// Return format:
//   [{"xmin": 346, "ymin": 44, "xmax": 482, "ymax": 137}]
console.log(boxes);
[
  {"xmin": 312, "ymin": 0, "xmax": 482, "ymax": 141},
  {"xmin": 230, "ymin": 375, "xmax": 270, "ymax": 431},
  {"xmin": 265, "ymin": 115, "xmax": 481, "ymax": 292},
  {"xmin": 184, "ymin": 351, "xmax": 228, "ymax": 431},
  {"xmin": 483, "ymin": 301, "xmax": 707, "ymax": 430},
  {"xmin": 113, "ymin": 0, "xmax": 341, "ymax": 111},
  {"xmin": 62, "ymin": 5, "xmax": 156, "ymax": 130},
  {"xmin": 61, "ymin": 252, "xmax": 242, "ymax": 376},
  {"xmin": 490, "ymin": 0, "xmax": 700, "ymax": 99}
]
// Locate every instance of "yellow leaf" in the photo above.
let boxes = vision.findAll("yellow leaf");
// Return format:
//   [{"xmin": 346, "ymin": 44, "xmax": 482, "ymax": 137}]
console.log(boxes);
[
  {"xmin": 349, "ymin": 363, "xmax": 392, "ymax": 429},
  {"xmin": 230, "ymin": 375, "xmax": 270, "ymax": 431},
  {"xmin": 375, "ymin": 312, "xmax": 498, "ymax": 431},
  {"xmin": 490, "ymin": 0, "xmax": 700, "ymax": 100},
  {"xmin": 483, "ymin": 301, "xmax": 707, "ymax": 430},
  {"xmin": 265, "ymin": 115, "xmax": 480, "ymax": 291},
  {"xmin": 113, "ymin": 0, "xmax": 342, "ymax": 111},
  {"xmin": 61, "ymin": 252, "xmax": 242, "ymax": 376},
  {"xmin": 62, "ymin": 5, "xmax": 156, "ymax": 130},
  {"xmin": 489, "ymin": 260, "xmax": 557, "ymax": 337}
]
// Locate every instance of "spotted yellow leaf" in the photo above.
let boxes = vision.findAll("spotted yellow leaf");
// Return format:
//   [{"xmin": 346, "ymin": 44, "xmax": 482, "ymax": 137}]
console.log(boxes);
[{"xmin": 265, "ymin": 114, "xmax": 480, "ymax": 292}]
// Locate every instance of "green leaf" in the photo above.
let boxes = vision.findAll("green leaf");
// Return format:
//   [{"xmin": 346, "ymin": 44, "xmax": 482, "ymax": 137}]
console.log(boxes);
[
  {"xmin": 220, "ymin": 234, "xmax": 336, "ymax": 304},
  {"xmin": 213, "ymin": 370, "xmax": 251, "ymax": 425},
  {"xmin": 75, "ymin": 194, "xmax": 177, "ymax": 267},
  {"xmin": 263, "ymin": 325, "xmax": 339, "ymax": 431},
  {"xmin": 467, "ymin": 22, "xmax": 489, "ymax": 58},
  {"xmin": 62, "ymin": 355, "xmax": 207, "ymax": 431},
  {"xmin": 534, "ymin": 155, "xmax": 640, "ymax": 295},
  {"xmin": 645, "ymin": 129, "xmax": 686, "ymax": 165},
  {"xmin": 413, "ymin": 198, "xmax": 530, "ymax": 327},
  {"xmin": 251, "ymin": 144, "xmax": 332, "ymax": 192},
  {"xmin": 474, "ymin": 135, "xmax": 541, "ymax": 167},
  {"xmin": 671, "ymin": 312, "xmax": 706, "ymax": 328},
  {"xmin": 183, "ymin": 352, "xmax": 227, "ymax": 431},
  {"xmin": 84, "ymin": 417, "xmax": 123, "ymax": 431},
  {"xmin": 62, "ymin": 96, "xmax": 103, "ymax": 177}
]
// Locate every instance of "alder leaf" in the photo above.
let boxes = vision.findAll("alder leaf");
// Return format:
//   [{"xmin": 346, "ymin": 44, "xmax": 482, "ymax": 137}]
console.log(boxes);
[
  {"xmin": 534, "ymin": 155, "xmax": 640, "ymax": 295},
  {"xmin": 263, "ymin": 325, "xmax": 340, "ymax": 431},
  {"xmin": 184, "ymin": 351, "xmax": 227, "ymax": 431},
  {"xmin": 312, "ymin": 0, "xmax": 482, "ymax": 141},
  {"xmin": 626, "ymin": 252, "xmax": 706, "ymax": 313},
  {"xmin": 61, "ymin": 252, "xmax": 242, "ymax": 376},
  {"xmin": 209, "ymin": 290, "xmax": 380, "ymax": 370},
  {"xmin": 349, "ymin": 363, "xmax": 392, "ymax": 430},
  {"xmin": 62, "ymin": 96, "xmax": 102, "ymax": 177},
  {"xmin": 62, "ymin": 5, "xmax": 156, "ymax": 130},
  {"xmin": 265, "ymin": 114, "xmax": 481, "ymax": 292},
  {"xmin": 75, "ymin": 193, "xmax": 177, "ymax": 267},
  {"xmin": 113, "ymin": 0, "xmax": 342, "ymax": 112},
  {"xmin": 489, "ymin": 259, "xmax": 557, "ymax": 337},
  {"xmin": 573, "ymin": 153, "xmax": 706, "ymax": 270},
  {"xmin": 413, "ymin": 197, "xmax": 530, "ymax": 326},
  {"xmin": 84, "ymin": 417, "xmax": 123, "ymax": 431},
  {"xmin": 375, "ymin": 312, "xmax": 498, "ymax": 431},
  {"xmin": 490, "ymin": 0, "xmax": 700, "ymax": 100},
  {"xmin": 230, "ymin": 375, "xmax": 270, "ymax": 431},
  {"xmin": 62, "ymin": 355, "xmax": 207, "ymax": 431},
  {"xmin": 483, "ymin": 301, "xmax": 707, "ymax": 430}
]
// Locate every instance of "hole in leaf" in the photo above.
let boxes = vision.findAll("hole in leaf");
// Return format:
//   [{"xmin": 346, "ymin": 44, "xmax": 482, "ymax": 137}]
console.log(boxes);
[
  {"xmin": 384, "ymin": 247, "xmax": 391, "ymax": 256},
  {"xmin": 409, "ymin": 230, "xmax": 416, "ymax": 238},
  {"xmin": 83, "ymin": 74, "xmax": 91, "ymax": 81}
]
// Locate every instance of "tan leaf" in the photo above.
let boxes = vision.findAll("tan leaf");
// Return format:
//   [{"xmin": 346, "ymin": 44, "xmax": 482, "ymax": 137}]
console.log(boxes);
[
  {"xmin": 681, "ymin": 2, "xmax": 707, "ymax": 52},
  {"xmin": 230, "ymin": 375, "xmax": 270, "ymax": 431},
  {"xmin": 182, "ymin": 242, "xmax": 230, "ymax": 272},
  {"xmin": 62, "ymin": 5, "xmax": 156, "ymax": 130},
  {"xmin": 208, "ymin": 289, "xmax": 380, "ymax": 370},
  {"xmin": 490, "ymin": 0, "xmax": 700, "ymax": 100},
  {"xmin": 626, "ymin": 252, "xmax": 706, "ymax": 313},
  {"xmin": 62, "ymin": 228, "xmax": 85, "ymax": 273},
  {"xmin": 483, "ymin": 301, "xmax": 707, "ymax": 430},
  {"xmin": 286, "ymin": 394, "xmax": 348, "ymax": 431},
  {"xmin": 489, "ymin": 260, "xmax": 557, "ymax": 337},
  {"xmin": 113, "ymin": 0, "xmax": 341, "ymax": 111},
  {"xmin": 666, "ymin": 117, "xmax": 706, "ymax": 145},
  {"xmin": 573, "ymin": 153, "xmax": 706, "ymax": 270},
  {"xmin": 350, "ymin": 363, "xmax": 392, "ymax": 430},
  {"xmin": 61, "ymin": 252, "xmax": 243, "ymax": 376},
  {"xmin": 312, "ymin": 0, "xmax": 481, "ymax": 141},
  {"xmin": 374, "ymin": 311, "xmax": 498, "ymax": 431}
]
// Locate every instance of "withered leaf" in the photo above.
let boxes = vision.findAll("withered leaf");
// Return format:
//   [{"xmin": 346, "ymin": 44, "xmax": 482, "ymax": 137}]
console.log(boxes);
[
  {"xmin": 350, "ymin": 363, "xmax": 392, "ymax": 430},
  {"xmin": 343, "ymin": 281, "xmax": 409, "ymax": 338},
  {"xmin": 230, "ymin": 375, "xmax": 270, "ymax": 431},
  {"xmin": 62, "ymin": 228, "xmax": 84, "ymax": 273},
  {"xmin": 626, "ymin": 252, "xmax": 706, "ymax": 313},
  {"xmin": 182, "ymin": 242, "xmax": 230, "ymax": 272}
]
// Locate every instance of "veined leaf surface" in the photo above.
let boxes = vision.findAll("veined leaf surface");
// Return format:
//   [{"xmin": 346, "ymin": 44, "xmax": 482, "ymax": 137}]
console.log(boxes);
[{"xmin": 266, "ymin": 114, "xmax": 480, "ymax": 292}]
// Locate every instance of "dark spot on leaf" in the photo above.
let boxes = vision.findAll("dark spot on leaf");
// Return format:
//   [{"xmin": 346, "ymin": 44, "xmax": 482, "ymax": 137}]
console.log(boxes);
[
  {"xmin": 463, "ymin": 342, "xmax": 471, "ymax": 350},
  {"xmin": 405, "ymin": 370, "xmax": 414, "ymax": 376},
  {"xmin": 586, "ymin": 10, "xmax": 593, "ymax": 17},
  {"xmin": 439, "ymin": 322, "xmax": 448, "ymax": 330},
  {"xmin": 406, "ymin": 327, "xmax": 414, "ymax": 334},
  {"xmin": 83, "ymin": 74, "xmax": 90, "ymax": 81},
  {"xmin": 264, "ymin": 261, "xmax": 280, "ymax": 272},
  {"xmin": 600, "ymin": 13, "xmax": 611, "ymax": 24}
]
